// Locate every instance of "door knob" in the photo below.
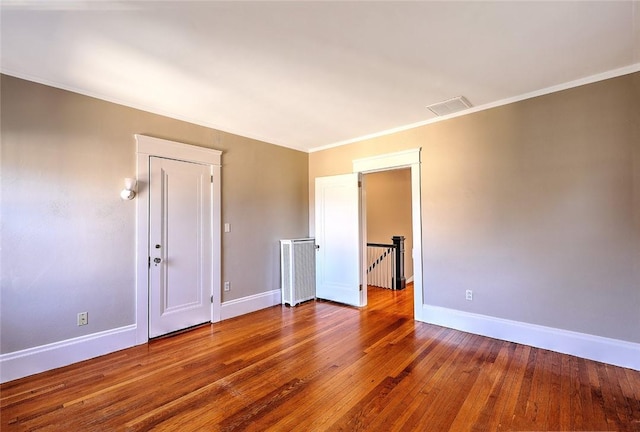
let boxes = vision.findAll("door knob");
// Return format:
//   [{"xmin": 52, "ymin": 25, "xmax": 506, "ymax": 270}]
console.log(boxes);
[{"xmin": 153, "ymin": 257, "xmax": 162, "ymax": 264}]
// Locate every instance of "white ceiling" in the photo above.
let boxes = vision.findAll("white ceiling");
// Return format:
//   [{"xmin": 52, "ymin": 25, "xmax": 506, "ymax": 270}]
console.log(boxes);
[{"xmin": 1, "ymin": 1, "xmax": 639, "ymax": 152}]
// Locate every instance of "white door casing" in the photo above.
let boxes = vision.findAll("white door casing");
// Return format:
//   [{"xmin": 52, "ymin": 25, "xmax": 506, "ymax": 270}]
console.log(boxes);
[
  {"xmin": 135, "ymin": 135, "xmax": 221, "ymax": 344},
  {"xmin": 315, "ymin": 173, "xmax": 366, "ymax": 307},
  {"xmin": 352, "ymin": 148, "xmax": 423, "ymax": 320},
  {"xmin": 148, "ymin": 157, "xmax": 212, "ymax": 338}
]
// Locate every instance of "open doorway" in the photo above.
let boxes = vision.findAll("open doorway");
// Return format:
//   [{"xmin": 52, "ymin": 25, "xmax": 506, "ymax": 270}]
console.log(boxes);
[
  {"xmin": 364, "ymin": 168, "xmax": 413, "ymax": 314},
  {"xmin": 353, "ymin": 148, "xmax": 423, "ymax": 320},
  {"xmin": 313, "ymin": 149, "xmax": 422, "ymax": 318}
]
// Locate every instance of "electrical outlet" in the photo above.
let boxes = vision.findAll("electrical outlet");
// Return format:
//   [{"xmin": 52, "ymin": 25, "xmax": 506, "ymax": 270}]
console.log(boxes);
[
  {"xmin": 77, "ymin": 312, "xmax": 88, "ymax": 326},
  {"xmin": 465, "ymin": 290, "xmax": 473, "ymax": 301},
  {"xmin": 224, "ymin": 281, "xmax": 231, "ymax": 292}
]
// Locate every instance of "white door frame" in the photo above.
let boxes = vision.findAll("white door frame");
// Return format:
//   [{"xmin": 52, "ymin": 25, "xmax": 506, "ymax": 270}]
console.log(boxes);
[
  {"xmin": 352, "ymin": 148, "xmax": 424, "ymax": 320},
  {"xmin": 135, "ymin": 135, "xmax": 222, "ymax": 344}
]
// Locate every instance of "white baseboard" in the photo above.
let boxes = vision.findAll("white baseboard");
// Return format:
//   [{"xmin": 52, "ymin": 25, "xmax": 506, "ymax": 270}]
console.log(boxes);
[
  {"xmin": 419, "ymin": 305, "xmax": 640, "ymax": 371},
  {"xmin": 0, "ymin": 325, "xmax": 138, "ymax": 383},
  {"xmin": 1, "ymin": 290, "xmax": 282, "ymax": 383},
  {"xmin": 406, "ymin": 275, "xmax": 414, "ymax": 283},
  {"xmin": 221, "ymin": 289, "xmax": 282, "ymax": 321},
  {"xmin": 7, "ymin": 299, "xmax": 634, "ymax": 384}
]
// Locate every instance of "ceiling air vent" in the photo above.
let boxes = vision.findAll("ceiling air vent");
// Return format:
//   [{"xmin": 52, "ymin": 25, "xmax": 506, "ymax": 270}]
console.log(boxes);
[{"xmin": 426, "ymin": 96, "xmax": 472, "ymax": 116}]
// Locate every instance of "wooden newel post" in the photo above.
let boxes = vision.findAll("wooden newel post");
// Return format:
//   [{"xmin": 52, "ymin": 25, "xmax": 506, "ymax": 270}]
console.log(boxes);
[{"xmin": 392, "ymin": 236, "xmax": 406, "ymax": 290}]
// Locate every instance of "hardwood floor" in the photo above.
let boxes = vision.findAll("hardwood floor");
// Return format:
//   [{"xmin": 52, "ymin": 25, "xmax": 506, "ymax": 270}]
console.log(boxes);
[{"xmin": 2, "ymin": 284, "xmax": 640, "ymax": 431}]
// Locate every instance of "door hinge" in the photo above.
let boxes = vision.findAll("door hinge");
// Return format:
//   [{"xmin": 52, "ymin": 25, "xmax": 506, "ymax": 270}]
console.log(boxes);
[
  {"xmin": 359, "ymin": 284, "xmax": 363, "ymax": 291},
  {"xmin": 211, "ymin": 295, "xmax": 214, "ymax": 304},
  {"xmin": 211, "ymin": 175, "xmax": 214, "ymax": 183},
  {"xmin": 148, "ymin": 256, "xmax": 151, "ymax": 268},
  {"xmin": 358, "ymin": 180, "xmax": 362, "ymax": 187}
]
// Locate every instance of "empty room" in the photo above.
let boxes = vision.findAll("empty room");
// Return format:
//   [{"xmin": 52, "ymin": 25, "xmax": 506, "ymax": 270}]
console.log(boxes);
[{"xmin": 1, "ymin": 1, "xmax": 639, "ymax": 431}]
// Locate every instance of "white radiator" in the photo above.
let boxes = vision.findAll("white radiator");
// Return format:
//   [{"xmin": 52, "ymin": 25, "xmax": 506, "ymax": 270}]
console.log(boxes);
[{"xmin": 280, "ymin": 238, "xmax": 316, "ymax": 306}]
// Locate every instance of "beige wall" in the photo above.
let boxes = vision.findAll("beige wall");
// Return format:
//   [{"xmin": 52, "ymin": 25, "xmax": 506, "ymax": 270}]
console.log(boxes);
[
  {"xmin": 3, "ymin": 70, "xmax": 638, "ymax": 357},
  {"xmin": 365, "ymin": 169, "xmax": 413, "ymax": 278},
  {"xmin": 310, "ymin": 72, "xmax": 640, "ymax": 343},
  {"xmin": 0, "ymin": 75, "xmax": 309, "ymax": 353}
]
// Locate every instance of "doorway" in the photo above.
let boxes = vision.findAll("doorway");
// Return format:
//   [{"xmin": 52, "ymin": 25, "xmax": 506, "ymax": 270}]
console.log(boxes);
[
  {"xmin": 364, "ymin": 168, "xmax": 413, "ymax": 305},
  {"xmin": 313, "ymin": 149, "xmax": 423, "ymax": 318},
  {"xmin": 135, "ymin": 135, "xmax": 222, "ymax": 344},
  {"xmin": 354, "ymin": 148, "xmax": 423, "ymax": 319}
]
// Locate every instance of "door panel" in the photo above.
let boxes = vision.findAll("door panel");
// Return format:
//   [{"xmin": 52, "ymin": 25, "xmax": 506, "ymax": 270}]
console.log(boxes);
[
  {"xmin": 315, "ymin": 173, "xmax": 365, "ymax": 307},
  {"xmin": 149, "ymin": 157, "xmax": 212, "ymax": 338}
]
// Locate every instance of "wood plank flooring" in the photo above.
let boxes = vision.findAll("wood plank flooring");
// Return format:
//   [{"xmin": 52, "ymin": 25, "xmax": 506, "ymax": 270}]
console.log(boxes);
[{"xmin": 2, "ymin": 284, "xmax": 640, "ymax": 431}]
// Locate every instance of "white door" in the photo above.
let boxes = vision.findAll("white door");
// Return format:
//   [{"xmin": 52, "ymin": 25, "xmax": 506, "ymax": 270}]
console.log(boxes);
[
  {"xmin": 315, "ymin": 173, "xmax": 366, "ymax": 307},
  {"xmin": 149, "ymin": 156, "xmax": 212, "ymax": 338}
]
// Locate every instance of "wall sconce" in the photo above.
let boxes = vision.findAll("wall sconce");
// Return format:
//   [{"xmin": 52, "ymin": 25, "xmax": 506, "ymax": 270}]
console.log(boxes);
[{"xmin": 120, "ymin": 177, "xmax": 137, "ymax": 200}]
